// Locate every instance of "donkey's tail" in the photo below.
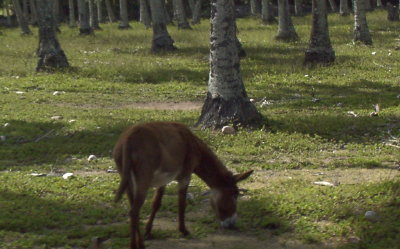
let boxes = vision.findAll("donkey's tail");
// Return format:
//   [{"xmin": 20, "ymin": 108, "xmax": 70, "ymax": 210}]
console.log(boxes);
[{"xmin": 115, "ymin": 144, "xmax": 135, "ymax": 202}]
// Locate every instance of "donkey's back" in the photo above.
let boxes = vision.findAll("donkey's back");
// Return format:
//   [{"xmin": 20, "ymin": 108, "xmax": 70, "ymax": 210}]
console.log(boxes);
[{"xmin": 113, "ymin": 122, "xmax": 202, "ymax": 200}]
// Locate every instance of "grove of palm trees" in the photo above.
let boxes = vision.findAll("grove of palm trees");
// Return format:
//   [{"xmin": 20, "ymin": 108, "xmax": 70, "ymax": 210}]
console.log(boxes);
[{"xmin": 0, "ymin": 0, "xmax": 399, "ymax": 249}]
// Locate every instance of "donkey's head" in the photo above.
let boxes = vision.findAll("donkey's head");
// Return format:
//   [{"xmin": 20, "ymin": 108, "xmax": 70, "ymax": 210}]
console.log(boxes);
[{"xmin": 210, "ymin": 170, "xmax": 253, "ymax": 229}]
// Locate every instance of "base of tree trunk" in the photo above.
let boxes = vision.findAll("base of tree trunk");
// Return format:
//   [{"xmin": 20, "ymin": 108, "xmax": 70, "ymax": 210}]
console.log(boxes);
[
  {"xmin": 191, "ymin": 19, "xmax": 200, "ymax": 25},
  {"xmin": 353, "ymin": 30, "xmax": 373, "ymax": 45},
  {"xmin": 151, "ymin": 36, "xmax": 177, "ymax": 53},
  {"xmin": 196, "ymin": 93, "xmax": 263, "ymax": 129},
  {"xmin": 118, "ymin": 24, "xmax": 132, "ymax": 29},
  {"xmin": 387, "ymin": 3, "xmax": 399, "ymax": 21},
  {"xmin": 262, "ymin": 17, "xmax": 277, "ymax": 24},
  {"xmin": 304, "ymin": 48, "xmax": 335, "ymax": 64},
  {"xmin": 92, "ymin": 25, "xmax": 102, "ymax": 30},
  {"xmin": 79, "ymin": 28, "xmax": 93, "ymax": 35},
  {"xmin": 178, "ymin": 22, "xmax": 192, "ymax": 29},
  {"xmin": 37, "ymin": 44, "xmax": 69, "ymax": 72},
  {"xmin": 275, "ymin": 32, "xmax": 299, "ymax": 42},
  {"xmin": 236, "ymin": 40, "xmax": 247, "ymax": 58},
  {"xmin": 21, "ymin": 30, "xmax": 33, "ymax": 36}
]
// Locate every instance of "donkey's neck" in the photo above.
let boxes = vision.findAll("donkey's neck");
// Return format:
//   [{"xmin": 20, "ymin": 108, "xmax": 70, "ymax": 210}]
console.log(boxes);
[{"xmin": 193, "ymin": 145, "xmax": 234, "ymax": 189}]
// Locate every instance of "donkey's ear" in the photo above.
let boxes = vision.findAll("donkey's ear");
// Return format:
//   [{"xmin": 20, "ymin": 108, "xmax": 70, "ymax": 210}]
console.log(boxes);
[{"xmin": 234, "ymin": 170, "xmax": 254, "ymax": 183}]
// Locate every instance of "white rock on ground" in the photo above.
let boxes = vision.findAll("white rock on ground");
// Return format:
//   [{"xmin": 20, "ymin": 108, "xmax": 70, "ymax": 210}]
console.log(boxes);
[{"xmin": 222, "ymin": 126, "xmax": 235, "ymax": 134}]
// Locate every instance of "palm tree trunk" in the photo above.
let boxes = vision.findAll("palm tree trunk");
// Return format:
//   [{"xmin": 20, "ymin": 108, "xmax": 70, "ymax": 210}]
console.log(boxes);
[
  {"xmin": 97, "ymin": 0, "xmax": 105, "ymax": 23},
  {"xmin": 89, "ymin": 0, "xmax": 101, "ymax": 29},
  {"xmin": 77, "ymin": 0, "xmax": 93, "ymax": 34},
  {"xmin": 305, "ymin": 0, "xmax": 335, "ymax": 64},
  {"xmin": 53, "ymin": 0, "xmax": 60, "ymax": 30},
  {"xmin": 294, "ymin": 0, "xmax": 304, "ymax": 16},
  {"xmin": 353, "ymin": 0, "xmax": 372, "ymax": 45},
  {"xmin": 261, "ymin": 0, "xmax": 276, "ymax": 23},
  {"xmin": 250, "ymin": 0, "xmax": 261, "ymax": 15},
  {"xmin": 328, "ymin": 0, "xmax": 338, "ymax": 12},
  {"xmin": 364, "ymin": 0, "xmax": 371, "ymax": 10},
  {"xmin": 29, "ymin": 0, "xmax": 38, "ymax": 24},
  {"xmin": 276, "ymin": 0, "xmax": 298, "ymax": 41},
  {"xmin": 36, "ymin": 0, "xmax": 69, "ymax": 71},
  {"xmin": 105, "ymin": 0, "xmax": 117, "ymax": 22},
  {"xmin": 340, "ymin": 0, "xmax": 350, "ymax": 16},
  {"xmin": 188, "ymin": 0, "xmax": 195, "ymax": 16},
  {"xmin": 197, "ymin": 0, "xmax": 262, "ymax": 129},
  {"xmin": 118, "ymin": 0, "xmax": 131, "ymax": 29},
  {"xmin": 5, "ymin": 3, "xmax": 12, "ymax": 26},
  {"xmin": 191, "ymin": 0, "xmax": 203, "ymax": 24},
  {"xmin": 12, "ymin": 0, "xmax": 32, "ymax": 35},
  {"xmin": 172, "ymin": 0, "xmax": 192, "ymax": 29},
  {"xmin": 387, "ymin": 2, "xmax": 399, "ymax": 21},
  {"xmin": 22, "ymin": 0, "xmax": 29, "ymax": 22},
  {"xmin": 149, "ymin": 0, "xmax": 176, "ymax": 52},
  {"xmin": 140, "ymin": 0, "xmax": 152, "ymax": 28},
  {"xmin": 69, "ymin": 0, "xmax": 76, "ymax": 27}
]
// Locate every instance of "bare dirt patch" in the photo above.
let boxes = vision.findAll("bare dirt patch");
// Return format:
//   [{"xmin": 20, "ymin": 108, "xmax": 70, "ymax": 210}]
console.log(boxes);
[
  {"xmin": 121, "ymin": 101, "xmax": 203, "ymax": 111},
  {"xmin": 54, "ymin": 101, "xmax": 203, "ymax": 111},
  {"xmin": 245, "ymin": 168, "xmax": 400, "ymax": 190},
  {"xmin": 145, "ymin": 233, "xmax": 328, "ymax": 249}
]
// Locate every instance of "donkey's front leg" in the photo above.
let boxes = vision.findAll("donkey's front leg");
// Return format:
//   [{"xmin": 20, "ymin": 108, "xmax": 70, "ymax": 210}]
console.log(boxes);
[{"xmin": 177, "ymin": 179, "xmax": 190, "ymax": 236}]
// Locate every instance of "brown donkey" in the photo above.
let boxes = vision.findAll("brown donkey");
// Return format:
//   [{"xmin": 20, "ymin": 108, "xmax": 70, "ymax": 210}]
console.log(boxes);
[{"xmin": 113, "ymin": 122, "xmax": 253, "ymax": 249}]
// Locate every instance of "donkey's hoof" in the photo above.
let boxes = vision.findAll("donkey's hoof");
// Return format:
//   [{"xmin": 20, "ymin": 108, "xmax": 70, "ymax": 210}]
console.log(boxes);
[
  {"xmin": 180, "ymin": 229, "xmax": 190, "ymax": 237},
  {"xmin": 144, "ymin": 232, "xmax": 154, "ymax": 240}
]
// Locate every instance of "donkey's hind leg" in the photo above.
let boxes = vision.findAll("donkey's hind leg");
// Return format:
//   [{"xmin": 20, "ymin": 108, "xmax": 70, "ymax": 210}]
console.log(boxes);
[{"xmin": 144, "ymin": 186, "xmax": 166, "ymax": 239}]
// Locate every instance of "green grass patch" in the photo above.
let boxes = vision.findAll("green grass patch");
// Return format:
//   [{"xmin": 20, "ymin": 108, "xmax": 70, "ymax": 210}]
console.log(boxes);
[{"xmin": 0, "ymin": 10, "xmax": 399, "ymax": 249}]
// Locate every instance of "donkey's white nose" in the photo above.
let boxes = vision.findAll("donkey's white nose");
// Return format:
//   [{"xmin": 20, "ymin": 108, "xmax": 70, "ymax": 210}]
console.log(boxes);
[{"xmin": 221, "ymin": 213, "xmax": 237, "ymax": 229}]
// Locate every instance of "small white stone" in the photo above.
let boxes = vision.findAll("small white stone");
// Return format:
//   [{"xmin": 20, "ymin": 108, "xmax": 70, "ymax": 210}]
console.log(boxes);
[
  {"xmin": 371, "ymin": 51, "xmax": 377, "ymax": 55},
  {"xmin": 15, "ymin": 91, "xmax": 24, "ymax": 94},
  {"xmin": 0, "ymin": 136, "xmax": 6, "ymax": 141},
  {"xmin": 313, "ymin": 181, "xmax": 335, "ymax": 187},
  {"xmin": 88, "ymin": 155, "xmax": 97, "ymax": 161},
  {"xmin": 388, "ymin": 52, "xmax": 392, "ymax": 56},
  {"xmin": 62, "ymin": 173, "xmax": 74, "ymax": 179},
  {"xmin": 365, "ymin": 211, "xmax": 378, "ymax": 222},
  {"xmin": 222, "ymin": 126, "xmax": 235, "ymax": 135},
  {"xmin": 250, "ymin": 98, "xmax": 255, "ymax": 103},
  {"xmin": 304, "ymin": 74, "xmax": 309, "ymax": 77},
  {"xmin": 68, "ymin": 119, "xmax": 76, "ymax": 123},
  {"xmin": 51, "ymin": 116, "xmax": 63, "ymax": 120},
  {"xmin": 260, "ymin": 100, "xmax": 272, "ymax": 108},
  {"xmin": 53, "ymin": 91, "xmax": 64, "ymax": 96},
  {"xmin": 186, "ymin": 193, "xmax": 194, "ymax": 201},
  {"xmin": 4, "ymin": 123, "xmax": 10, "ymax": 127},
  {"xmin": 31, "ymin": 173, "xmax": 47, "ymax": 177},
  {"xmin": 347, "ymin": 111, "xmax": 358, "ymax": 117}
]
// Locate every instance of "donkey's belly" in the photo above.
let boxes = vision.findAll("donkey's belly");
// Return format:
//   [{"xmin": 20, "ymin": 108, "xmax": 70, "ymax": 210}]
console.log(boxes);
[{"xmin": 151, "ymin": 170, "xmax": 178, "ymax": 187}]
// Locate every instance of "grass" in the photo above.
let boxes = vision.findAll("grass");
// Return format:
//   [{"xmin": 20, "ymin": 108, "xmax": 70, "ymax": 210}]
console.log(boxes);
[{"xmin": 0, "ymin": 10, "xmax": 399, "ymax": 249}]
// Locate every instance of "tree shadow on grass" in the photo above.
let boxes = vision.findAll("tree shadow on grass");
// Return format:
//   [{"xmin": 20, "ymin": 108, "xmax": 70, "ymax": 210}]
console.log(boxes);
[
  {"xmin": 0, "ymin": 189, "xmax": 128, "ymax": 248},
  {"xmin": 0, "ymin": 115, "xmax": 198, "ymax": 169},
  {"xmin": 336, "ymin": 180, "xmax": 400, "ymax": 249},
  {"xmin": 0, "ymin": 189, "xmax": 295, "ymax": 249}
]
